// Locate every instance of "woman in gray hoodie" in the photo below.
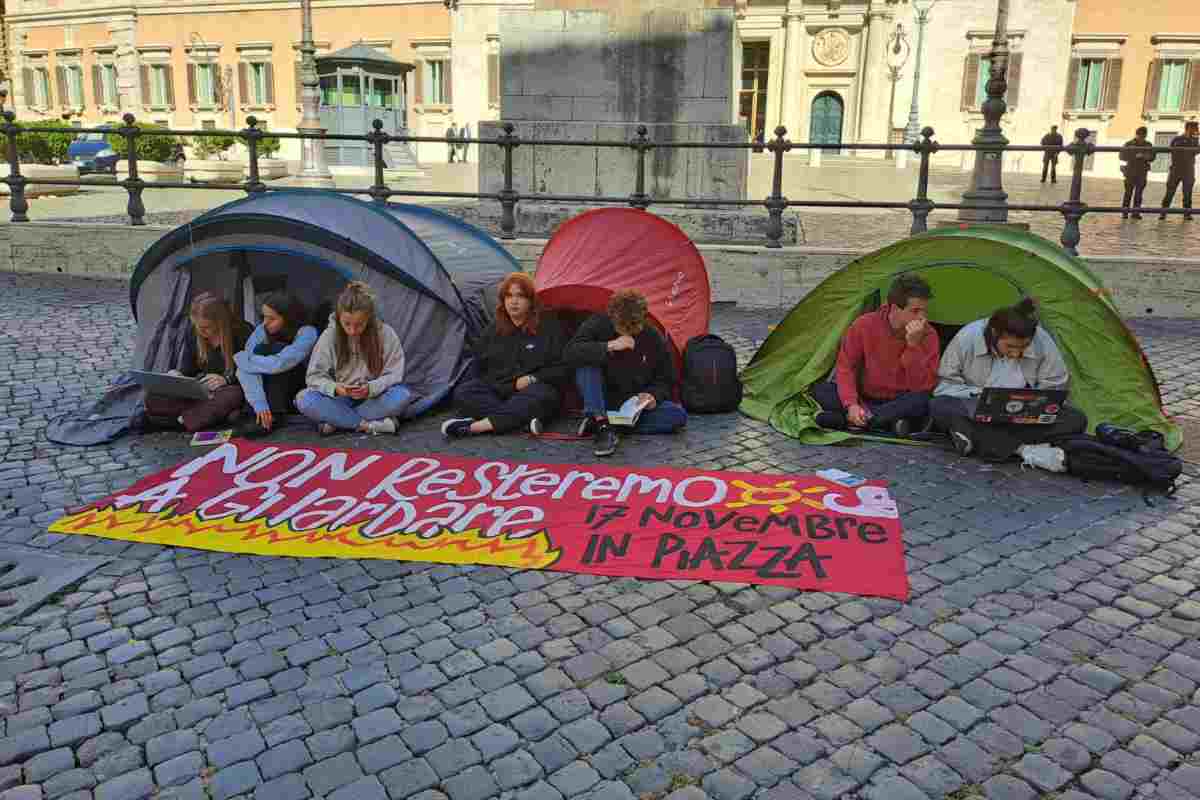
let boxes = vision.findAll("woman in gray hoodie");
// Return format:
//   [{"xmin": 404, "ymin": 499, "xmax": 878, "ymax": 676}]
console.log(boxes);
[{"xmin": 296, "ymin": 282, "xmax": 409, "ymax": 435}]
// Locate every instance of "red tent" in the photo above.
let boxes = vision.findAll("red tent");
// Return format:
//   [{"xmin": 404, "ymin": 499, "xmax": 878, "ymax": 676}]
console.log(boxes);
[{"xmin": 535, "ymin": 208, "xmax": 712, "ymax": 362}]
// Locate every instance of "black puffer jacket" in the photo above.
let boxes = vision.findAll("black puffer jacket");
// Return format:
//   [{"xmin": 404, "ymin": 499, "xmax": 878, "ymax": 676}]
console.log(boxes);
[
  {"xmin": 563, "ymin": 313, "xmax": 676, "ymax": 404},
  {"xmin": 473, "ymin": 312, "xmax": 570, "ymax": 398}
]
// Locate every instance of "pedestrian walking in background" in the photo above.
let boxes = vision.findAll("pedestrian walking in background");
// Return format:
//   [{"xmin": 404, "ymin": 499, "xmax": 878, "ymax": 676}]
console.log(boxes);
[
  {"xmin": 445, "ymin": 121, "xmax": 458, "ymax": 163},
  {"xmin": 1160, "ymin": 120, "xmax": 1198, "ymax": 221},
  {"xmin": 1041, "ymin": 125, "xmax": 1064, "ymax": 184},
  {"xmin": 1120, "ymin": 126, "xmax": 1154, "ymax": 220},
  {"xmin": 459, "ymin": 123, "xmax": 470, "ymax": 163}
]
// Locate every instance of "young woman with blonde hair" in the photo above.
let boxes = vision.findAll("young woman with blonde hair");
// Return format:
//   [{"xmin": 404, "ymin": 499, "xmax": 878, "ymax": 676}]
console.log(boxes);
[
  {"xmin": 145, "ymin": 292, "xmax": 253, "ymax": 432},
  {"xmin": 296, "ymin": 281, "xmax": 410, "ymax": 435}
]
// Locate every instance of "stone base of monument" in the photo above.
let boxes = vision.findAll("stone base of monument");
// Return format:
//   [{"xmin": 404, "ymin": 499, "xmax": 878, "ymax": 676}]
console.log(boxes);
[
  {"xmin": 935, "ymin": 220, "xmax": 1031, "ymax": 232},
  {"xmin": 432, "ymin": 201, "xmax": 802, "ymax": 247}
]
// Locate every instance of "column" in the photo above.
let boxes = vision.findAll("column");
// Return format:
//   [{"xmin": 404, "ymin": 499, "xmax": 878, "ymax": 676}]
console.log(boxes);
[
  {"xmin": 779, "ymin": 12, "xmax": 805, "ymax": 140},
  {"xmin": 856, "ymin": 5, "xmax": 892, "ymax": 153}
]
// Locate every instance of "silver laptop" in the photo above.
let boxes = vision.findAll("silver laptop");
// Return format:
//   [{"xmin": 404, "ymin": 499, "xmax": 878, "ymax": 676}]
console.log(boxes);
[{"xmin": 130, "ymin": 370, "xmax": 212, "ymax": 401}]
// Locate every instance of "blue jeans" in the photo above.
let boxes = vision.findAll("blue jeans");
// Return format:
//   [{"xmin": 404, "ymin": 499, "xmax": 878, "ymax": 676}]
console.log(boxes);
[
  {"xmin": 296, "ymin": 385, "xmax": 412, "ymax": 430},
  {"xmin": 575, "ymin": 366, "xmax": 687, "ymax": 434}
]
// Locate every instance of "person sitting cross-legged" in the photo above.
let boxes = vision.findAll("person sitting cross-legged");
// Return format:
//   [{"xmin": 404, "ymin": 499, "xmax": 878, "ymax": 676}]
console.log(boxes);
[
  {"xmin": 296, "ymin": 281, "xmax": 411, "ymax": 436},
  {"xmin": 564, "ymin": 289, "xmax": 687, "ymax": 457},
  {"xmin": 931, "ymin": 297, "xmax": 1087, "ymax": 461},
  {"xmin": 233, "ymin": 291, "xmax": 319, "ymax": 439},
  {"xmin": 813, "ymin": 273, "xmax": 939, "ymax": 436},
  {"xmin": 442, "ymin": 272, "xmax": 568, "ymax": 439}
]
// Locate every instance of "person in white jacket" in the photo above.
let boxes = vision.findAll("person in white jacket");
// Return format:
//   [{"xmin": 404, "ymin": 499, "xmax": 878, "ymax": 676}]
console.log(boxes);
[{"xmin": 296, "ymin": 281, "xmax": 410, "ymax": 435}]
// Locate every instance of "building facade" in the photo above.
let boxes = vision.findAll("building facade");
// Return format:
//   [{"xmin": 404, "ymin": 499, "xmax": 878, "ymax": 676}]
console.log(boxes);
[
  {"xmin": 1069, "ymin": 0, "xmax": 1200, "ymax": 179},
  {"xmin": 5, "ymin": 0, "xmax": 453, "ymax": 162}
]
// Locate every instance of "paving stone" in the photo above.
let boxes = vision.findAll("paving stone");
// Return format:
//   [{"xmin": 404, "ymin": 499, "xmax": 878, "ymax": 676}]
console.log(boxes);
[
  {"xmin": 494, "ymin": 749, "xmax": 545, "ymax": 790},
  {"xmin": 207, "ymin": 729, "xmax": 266, "ymax": 770},
  {"xmin": 94, "ymin": 767, "xmax": 154, "ymax": 800},
  {"xmin": 24, "ymin": 747, "xmax": 74, "ymax": 782},
  {"xmin": 210, "ymin": 760, "xmax": 263, "ymax": 800},
  {"xmin": 1012, "ymin": 754, "xmax": 1073, "ymax": 792},
  {"xmin": 154, "ymin": 751, "xmax": 204, "ymax": 788},
  {"xmin": 981, "ymin": 775, "xmax": 1037, "ymax": 800},
  {"xmin": 1080, "ymin": 769, "xmax": 1134, "ymax": 800},
  {"xmin": 443, "ymin": 764, "xmax": 501, "ymax": 800},
  {"xmin": 866, "ymin": 724, "xmax": 930, "ymax": 764}
]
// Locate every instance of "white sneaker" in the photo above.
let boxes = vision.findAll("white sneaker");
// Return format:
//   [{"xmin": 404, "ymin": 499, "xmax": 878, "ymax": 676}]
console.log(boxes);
[
  {"xmin": 530, "ymin": 418, "xmax": 544, "ymax": 436},
  {"xmin": 366, "ymin": 417, "xmax": 397, "ymax": 435},
  {"xmin": 1018, "ymin": 444, "xmax": 1066, "ymax": 473}
]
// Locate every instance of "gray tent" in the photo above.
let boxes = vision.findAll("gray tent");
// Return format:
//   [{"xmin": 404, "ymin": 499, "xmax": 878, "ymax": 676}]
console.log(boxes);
[{"xmin": 48, "ymin": 192, "xmax": 518, "ymax": 444}]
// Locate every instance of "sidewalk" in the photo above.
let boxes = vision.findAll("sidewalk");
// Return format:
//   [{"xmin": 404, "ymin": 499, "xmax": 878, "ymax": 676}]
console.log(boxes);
[{"xmin": 1, "ymin": 272, "xmax": 1199, "ymax": 800}]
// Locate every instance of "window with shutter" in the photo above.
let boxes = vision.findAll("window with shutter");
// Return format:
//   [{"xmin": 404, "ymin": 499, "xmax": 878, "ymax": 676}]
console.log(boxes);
[
  {"xmin": 1143, "ymin": 59, "xmax": 1162, "ymax": 113},
  {"xmin": 1063, "ymin": 58, "xmax": 1080, "ymax": 110},
  {"xmin": 1007, "ymin": 52, "xmax": 1022, "ymax": 109},
  {"xmin": 1186, "ymin": 60, "xmax": 1200, "ymax": 111},
  {"xmin": 414, "ymin": 61, "xmax": 423, "ymax": 104},
  {"xmin": 1158, "ymin": 60, "xmax": 1187, "ymax": 111},
  {"xmin": 444, "ymin": 59, "xmax": 452, "ymax": 104},
  {"xmin": 960, "ymin": 54, "xmax": 979, "ymax": 111},
  {"xmin": 238, "ymin": 62, "xmax": 248, "ymax": 104},
  {"xmin": 92, "ymin": 64, "xmax": 102, "ymax": 107},
  {"xmin": 1101, "ymin": 57, "xmax": 1123, "ymax": 111},
  {"xmin": 186, "ymin": 63, "xmax": 197, "ymax": 105},
  {"xmin": 263, "ymin": 63, "xmax": 275, "ymax": 105},
  {"xmin": 488, "ymin": 52, "xmax": 499, "ymax": 106},
  {"xmin": 140, "ymin": 64, "xmax": 151, "ymax": 107},
  {"xmin": 164, "ymin": 65, "xmax": 176, "ymax": 107},
  {"xmin": 22, "ymin": 67, "xmax": 35, "ymax": 108},
  {"xmin": 56, "ymin": 66, "xmax": 68, "ymax": 107}
]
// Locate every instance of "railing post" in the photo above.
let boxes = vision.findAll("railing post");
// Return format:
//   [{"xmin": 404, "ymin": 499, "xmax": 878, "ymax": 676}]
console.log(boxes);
[
  {"xmin": 118, "ymin": 113, "xmax": 145, "ymax": 226},
  {"xmin": 242, "ymin": 115, "xmax": 266, "ymax": 195},
  {"xmin": 2, "ymin": 111, "xmax": 28, "ymax": 222},
  {"xmin": 368, "ymin": 119, "xmax": 391, "ymax": 204},
  {"xmin": 629, "ymin": 124, "xmax": 652, "ymax": 210},
  {"xmin": 1059, "ymin": 127, "xmax": 1091, "ymax": 256},
  {"xmin": 498, "ymin": 123, "xmax": 521, "ymax": 240},
  {"xmin": 909, "ymin": 126, "xmax": 939, "ymax": 235},
  {"xmin": 764, "ymin": 126, "xmax": 791, "ymax": 249}
]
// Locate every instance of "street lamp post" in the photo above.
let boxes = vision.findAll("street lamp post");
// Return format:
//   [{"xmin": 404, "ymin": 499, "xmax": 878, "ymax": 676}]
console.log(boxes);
[
  {"xmin": 958, "ymin": 0, "xmax": 1011, "ymax": 222},
  {"xmin": 903, "ymin": 0, "xmax": 934, "ymax": 144},
  {"xmin": 294, "ymin": 0, "xmax": 334, "ymax": 187},
  {"xmin": 886, "ymin": 22, "xmax": 911, "ymax": 158}
]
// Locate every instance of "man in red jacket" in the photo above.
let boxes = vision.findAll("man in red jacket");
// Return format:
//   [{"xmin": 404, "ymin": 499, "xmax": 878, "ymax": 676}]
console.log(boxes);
[{"xmin": 812, "ymin": 273, "xmax": 940, "ymax": 436}]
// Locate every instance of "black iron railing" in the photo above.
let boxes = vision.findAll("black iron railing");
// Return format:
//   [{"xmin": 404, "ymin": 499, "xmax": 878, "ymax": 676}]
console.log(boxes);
[{"xmin": 2, "ymin": 112, "xmax": 1197, "ymax": 257}]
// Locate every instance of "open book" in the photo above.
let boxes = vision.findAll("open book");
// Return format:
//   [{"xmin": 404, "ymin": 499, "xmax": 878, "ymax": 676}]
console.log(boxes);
[{"xmin": 607, "ymin": 395, "xmax": 652, "ymax": 427}]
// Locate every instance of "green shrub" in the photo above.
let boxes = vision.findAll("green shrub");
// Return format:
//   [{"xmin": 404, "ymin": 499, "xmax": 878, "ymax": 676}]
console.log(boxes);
[
  {"xmin": 5, "ymin": 121, "xmax": 77, "ymax": 164},
  {"xmin": 258, "ymin": 134, "xmax": 282, "ymax": 159},
  {"xmin": 105, "ymin": 122, "xmax": 183, "ymax": 163},
  {"xmin": 191, "ymin": 133, "xmax": 240, "ymax": 160}
]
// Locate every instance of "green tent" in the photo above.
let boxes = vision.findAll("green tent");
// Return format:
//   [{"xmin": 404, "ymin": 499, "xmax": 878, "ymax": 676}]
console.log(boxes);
[{"xmin": 740, "ymin": 225, "xmax": 1182, "ymax": 452}]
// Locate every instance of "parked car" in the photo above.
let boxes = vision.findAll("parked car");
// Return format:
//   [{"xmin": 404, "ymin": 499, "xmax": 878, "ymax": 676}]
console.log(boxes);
[{"xmin": 68, "ymin": 128, "xmax": 118, "ymax": 174}]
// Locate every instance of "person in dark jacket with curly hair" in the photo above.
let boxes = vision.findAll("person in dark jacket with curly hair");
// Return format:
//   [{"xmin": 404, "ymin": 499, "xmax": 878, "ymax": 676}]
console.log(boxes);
[{"xmin": 442, "ymin": 272, "xmax": 569, "ymax": 438}]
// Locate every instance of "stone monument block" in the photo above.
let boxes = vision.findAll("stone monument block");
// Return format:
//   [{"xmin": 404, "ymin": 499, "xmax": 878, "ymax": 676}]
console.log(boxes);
[{"xmin": 490, "ymin": 1, "xmax": 746, "ymax": 201}]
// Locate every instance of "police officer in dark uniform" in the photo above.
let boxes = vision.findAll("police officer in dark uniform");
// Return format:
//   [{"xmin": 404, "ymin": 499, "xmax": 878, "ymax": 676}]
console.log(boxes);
[
  {"xmin": 1160, "ymin": 120, "xmax": 1199, "ymax": 221},
  {"xmin": 1120, "ymin": 126, "xmax": 1154, "ymax": 219},
  {"xmin": 1041, "ymin": 125, "xmax": 1064, "ymax": 183}
]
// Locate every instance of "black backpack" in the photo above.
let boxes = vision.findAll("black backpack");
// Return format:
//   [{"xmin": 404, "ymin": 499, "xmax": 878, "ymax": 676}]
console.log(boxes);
[
  {"xmin": 1058, "ymin": 431, "xmax": 1182, "ymax": 496},
  {"xmin": 682, "ymin": 334, "xmax": 743, "ymax": 414}
]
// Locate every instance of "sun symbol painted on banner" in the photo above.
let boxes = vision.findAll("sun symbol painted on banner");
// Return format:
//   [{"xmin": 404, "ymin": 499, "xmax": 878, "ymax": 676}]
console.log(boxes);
[{"xmin": 725, "ymin": 480, "xmax": 830, "ymax": 513}]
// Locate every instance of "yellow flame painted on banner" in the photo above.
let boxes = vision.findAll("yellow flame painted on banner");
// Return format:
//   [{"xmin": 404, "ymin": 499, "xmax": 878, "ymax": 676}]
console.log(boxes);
[
  {"xmin": 725, "ymin": 480, "xmax": 830, "ymax": 514},
  {"xmin": 49, "ymin": 505, "xmax": 561, "ymax": 569}
]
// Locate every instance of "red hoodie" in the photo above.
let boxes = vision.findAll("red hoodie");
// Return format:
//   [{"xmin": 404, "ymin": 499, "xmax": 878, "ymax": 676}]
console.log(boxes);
[{"xmin": 835, "ymin": 306, "xmax": 940, "ymax": 408}]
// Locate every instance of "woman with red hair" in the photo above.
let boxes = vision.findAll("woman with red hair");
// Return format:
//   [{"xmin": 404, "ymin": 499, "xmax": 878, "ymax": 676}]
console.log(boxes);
[{"xmin": 443, "ymin": 272, "xmax": 568, "ymax": 438}]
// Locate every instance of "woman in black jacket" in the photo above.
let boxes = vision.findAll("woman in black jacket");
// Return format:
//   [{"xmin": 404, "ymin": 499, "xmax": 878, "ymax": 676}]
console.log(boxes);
[{"xmin": 442, "ymin": 272, "xmax": 568, "ymax": 438}]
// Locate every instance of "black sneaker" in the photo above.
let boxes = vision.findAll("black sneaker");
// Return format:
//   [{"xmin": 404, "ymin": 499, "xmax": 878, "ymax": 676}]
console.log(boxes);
[
  {"xmin": 814, "ymin": 410, "xmax": 848, "ymax": 430},
  {"xmin": 892, "ymin": 418, "xmax": 913, "ymax": 437},
  {"xmin": 578, "ymin": 416, "xmax": 601, "ymax": 437},
  {"xmin": 593, "ymin": 424, "xmax": 619, "ymax": 457},
  {"xmin": 950, "ymin": 429, "xmax": 975, "ymax": 457},
  {"xmin": 441, "ymin": 418, "xmax": 474, "ymax": 439}
]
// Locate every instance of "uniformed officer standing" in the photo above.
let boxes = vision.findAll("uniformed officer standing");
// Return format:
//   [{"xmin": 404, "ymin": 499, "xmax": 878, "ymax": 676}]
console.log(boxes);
[
  {"xmin": 1041, "ymin": 125, "xmax": 1064, "ymax": 183},
  {"xmin": 1160, "ymin": 120, "xmax": 1199, "ymax": 221},
  {"xmin": 1119, "ymin": 126, "xmax": 1154, "ymax": 220}
]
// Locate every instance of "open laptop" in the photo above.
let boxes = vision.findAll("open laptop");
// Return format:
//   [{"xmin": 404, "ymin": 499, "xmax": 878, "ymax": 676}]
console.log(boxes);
[
  {"xmin": 130, "ymin": 370, "xmax": 212, "ymax": 401},
  {"xmin": 971, "ymin": 388, "xmax": 1068, "ymax": 425}
]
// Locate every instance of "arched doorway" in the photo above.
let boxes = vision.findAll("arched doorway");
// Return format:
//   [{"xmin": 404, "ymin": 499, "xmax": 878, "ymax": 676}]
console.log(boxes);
[{"xmin": 809, "ymin": 91, "xmax": 844, "ymax": 155}]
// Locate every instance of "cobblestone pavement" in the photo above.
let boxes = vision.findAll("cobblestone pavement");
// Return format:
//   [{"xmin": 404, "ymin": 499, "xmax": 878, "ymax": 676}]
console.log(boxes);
[
  {"xmin": 30, "ymin": 158, "xmax": 1200, "ymax": 258},
  {"xmin": 3, "ymin": 272, "xmax": 1200, "ymax": 800}
]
